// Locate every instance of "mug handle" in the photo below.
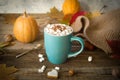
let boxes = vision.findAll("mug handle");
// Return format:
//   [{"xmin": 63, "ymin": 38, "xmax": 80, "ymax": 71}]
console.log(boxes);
[{"xmin": 68, "ymin": 36, "xmax": 84, "ymax": 58}]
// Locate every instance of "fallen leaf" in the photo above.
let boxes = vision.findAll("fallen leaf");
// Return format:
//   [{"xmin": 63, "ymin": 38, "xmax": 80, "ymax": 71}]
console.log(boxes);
[
  {"xmin": 0, "ymin": 42, "xmax": 11, "ymax": 48},
  {"xmin": 0, "ymin": 64, "xmax": 18, "ymax": 80}
]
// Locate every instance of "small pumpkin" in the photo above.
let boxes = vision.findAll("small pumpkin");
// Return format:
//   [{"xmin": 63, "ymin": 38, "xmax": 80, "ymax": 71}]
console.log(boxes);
[
  {"xmin": 13, "ymin": 12, "xmax": 39, "ymax": 43},
  {"xmin": 62, "ymin": 0, "xmax": 80, "ymax": 16}
]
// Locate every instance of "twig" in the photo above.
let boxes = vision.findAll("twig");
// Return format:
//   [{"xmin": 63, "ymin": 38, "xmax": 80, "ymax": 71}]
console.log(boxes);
[
  {"xmin": 16, "ymin": 49, "xmax": 34, "ymax": 58},
  {"xmin": 99, "ymin": 5, "xmax": 107, "ymax": 14},
  {"xmin": 16, "ymin": 44, "xmax": 42, "ymax": 58}
]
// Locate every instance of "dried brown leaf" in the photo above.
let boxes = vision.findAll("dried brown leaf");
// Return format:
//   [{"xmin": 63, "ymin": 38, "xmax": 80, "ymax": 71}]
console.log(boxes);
[{"xmin": 0, "ymin": 64, "xmax": 18, "ymax": 80}]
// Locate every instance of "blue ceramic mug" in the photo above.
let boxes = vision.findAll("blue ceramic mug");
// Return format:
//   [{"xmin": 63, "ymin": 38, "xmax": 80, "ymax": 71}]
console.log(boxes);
[{"xmin": 44, "ymin": 24, "xmax": 84, "ymax": 64}]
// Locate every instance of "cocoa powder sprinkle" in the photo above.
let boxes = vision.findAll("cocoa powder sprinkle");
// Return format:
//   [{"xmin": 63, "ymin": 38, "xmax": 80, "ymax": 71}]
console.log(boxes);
[{"xmin": 52, "ymin": 25, "xmax": 66, "ymax": 32}]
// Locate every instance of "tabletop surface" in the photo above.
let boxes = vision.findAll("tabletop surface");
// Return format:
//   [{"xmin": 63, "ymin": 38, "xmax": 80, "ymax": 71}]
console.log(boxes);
[
  {"xmin": 1, "ymin": 49, "xmax": 120, "ymax": 80},
  {"xmin": 0, "ymin": 14, "xmax": 120, "ymax": 80}
]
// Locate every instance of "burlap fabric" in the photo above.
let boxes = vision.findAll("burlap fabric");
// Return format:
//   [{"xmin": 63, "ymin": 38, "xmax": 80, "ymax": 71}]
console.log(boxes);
[
  {"xmin": 84, "ymin": 9, "xmax": 120, "ymax": 54},
  {"xmin": 71, "ymin": 16, "xmax": 89, "ymax": 32}
]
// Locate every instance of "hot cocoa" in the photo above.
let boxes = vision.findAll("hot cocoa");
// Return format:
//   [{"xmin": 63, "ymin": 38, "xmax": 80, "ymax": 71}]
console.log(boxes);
[
  {"xmin": 44, "ymin": 23, "xmax": 84, "ymax": 64},
  {"xmin": 44, "ymin": 24, "xmax": 73, "ymax": 36}
]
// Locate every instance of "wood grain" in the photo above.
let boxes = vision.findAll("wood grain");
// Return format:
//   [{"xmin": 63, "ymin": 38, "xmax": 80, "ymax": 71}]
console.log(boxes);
[
  {"xmin": 0, "ymin": 14, "xmax": 120, "ymax": 80},
  {"xmin": 0, "ymin": 49, "xmax": 120, "ymax": 80}
]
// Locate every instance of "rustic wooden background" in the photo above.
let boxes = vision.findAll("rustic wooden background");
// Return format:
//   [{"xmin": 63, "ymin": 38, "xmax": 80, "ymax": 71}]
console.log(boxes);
[{"xmin": 0, "ymin": 14, "xmax": 120, "ymax": 80}]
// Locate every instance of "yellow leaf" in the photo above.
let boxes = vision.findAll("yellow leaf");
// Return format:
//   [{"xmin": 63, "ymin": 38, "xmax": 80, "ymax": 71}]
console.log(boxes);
[
  {"xmin": 47, "ymin": 6, "xmax": 64, "ymax": 21},
  {"xmin": 86, "ymin": 11, "xmax": 101, "ymax": 19},
  {"xmin": 6, "ymin": 66, "xmax": 18, "ymax": 74},
  {"xmin": 50, "ymin": 6, "xmax": 60, "ymax": 14},
  {"xmin": 0, "ymin": 64, "xmax": 18, "ymax": 80}
]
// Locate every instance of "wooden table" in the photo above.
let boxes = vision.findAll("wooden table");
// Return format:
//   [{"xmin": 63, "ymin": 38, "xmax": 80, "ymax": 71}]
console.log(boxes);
[
  {"xmin": 1, "ymin": 49, "xmax": 120, "ymax": 80},
  {"xmin": 0, "ymin": 14, "xmax": 120, "ymax": 80}
]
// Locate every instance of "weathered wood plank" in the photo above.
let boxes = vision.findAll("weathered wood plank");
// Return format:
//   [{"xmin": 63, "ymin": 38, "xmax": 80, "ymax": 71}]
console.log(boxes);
[
  {"xmin": 13, "ymin": 68, "xmax": 118, "ymax": 80},
  {"xmin": 1, "ymin": 48, "xmax": 120, "ymax": 80},
  {"xmin": 0, "ymin": 14, "xmax": 120, "ymax": 80}
]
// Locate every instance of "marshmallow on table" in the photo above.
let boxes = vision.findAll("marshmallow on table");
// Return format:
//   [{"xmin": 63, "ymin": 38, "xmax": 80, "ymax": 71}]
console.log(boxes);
[
  {"xmin": 38, "ymin": 54, "xmax": 44, "ymax": 62},
  {"xmin": 38, "ymin": 54, "xmax": 43, "ymax": 58},
  {"xmin": 88, "ymin": 56, "xmax": 92, "ymax": 62},
  {"xmin": 38, "ymin": 65, "xmax": 46, "ymax": 73},
  {"xmin": 39, "ymin": 57, "xmax": 45, "ymax": 63},
  {"xmin": 55, "ymin": 67, "xmax": 60, "ymax": 71},
  {"xmin": 41, "ymin": 57, "xmax": 45, "ymax": 61}
]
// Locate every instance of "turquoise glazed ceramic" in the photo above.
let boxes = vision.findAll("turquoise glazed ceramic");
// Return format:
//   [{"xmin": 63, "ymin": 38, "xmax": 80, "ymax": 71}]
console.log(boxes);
[{"xmin": 44, "ymin": 29, "xmax": 84, "ymax": 64}]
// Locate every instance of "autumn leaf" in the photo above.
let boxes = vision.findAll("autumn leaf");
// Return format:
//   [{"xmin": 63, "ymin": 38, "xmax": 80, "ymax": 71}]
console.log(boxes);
[
  {"xmin": 0, "ymin": 42, "xmax": 11, "ymax": 48},
  {"xmin": 0, "ymin": 64, "xmax": 18, "ymax": 80},
  {"xmin": 47, "ymin": 6, "xmax": 64, "ymax": 21}
]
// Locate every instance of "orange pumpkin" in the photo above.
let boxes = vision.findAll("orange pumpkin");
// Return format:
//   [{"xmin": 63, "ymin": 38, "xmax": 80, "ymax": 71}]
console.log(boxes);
[
  {"xmin": 13, "ymin": 12, "xmax": 39, "ymax": 43},
  {"xmin": 62, "ymin": 0, "xmax": 80, "ymax": 16}
]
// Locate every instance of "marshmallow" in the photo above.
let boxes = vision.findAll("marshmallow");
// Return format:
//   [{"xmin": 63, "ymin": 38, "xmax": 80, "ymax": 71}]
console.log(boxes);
[
  {"xmin": 38, "ymin": 54, "xmax": 44, "ymax": 62},
  {"xmin": 56, "ymin": 34, "xmax": 60, "ymax": 36},
  {"xmin": 38, "ymin": 54, "xmax": 43, "ymax": 58},
  {"xmin": 61, "ymin": 31, "xmax": 66, "ymax": 35},
  {"xmin": 47, "ymin": 24, "xmax": 51, "ymax": 28},
  {"xmin": 38, "ymin": 68, "xmax": 44, "ymax": 73},
  {"xmin": 39, "ymin": 58, "xmax": 43, "ymax": 62},
  {"xmin": 49, "ymin": 29, "xmax": 54, "ymax": 33},
  {"xmin": 53, "ymin": 32, "xmax": 57, "ymax": 35},
  {"xmin": 59, "ymin": 33, "xmax": 64, "ymax": 36},
  {"xmin": 88, "ymin": 56, "xmax": 92, "ymax": 62},
  {"xmin": 56, "ymin": 29, "xmax": 61, "ymax": 33},
  {"xmin": 41, "ymin": 57, "xmax": 45, "ymax": 61},
  {"xmin": 64, "ymin": 30, "xmax": 68, "ymax": 33},
  {"xmin": 38, "ymin": 65, "xmax": 46, "ymax": 73},
  {"xmin": 45, "ymin": 24, "xmax": 73, "ymax": 36},
  {"xmin": 55, "ymin": 67, "xmax": 60, "ymax": 70},
  {"xmin": 39, "ymin": 57, "xmax": 45, "ymax": 62},
  {"xmin": 41, "ymin": 65, "xmax": 46, "ymax": 70},
  {"xmin": 45, "ymin": 28, "xmax": 49, "ymax": 33}
]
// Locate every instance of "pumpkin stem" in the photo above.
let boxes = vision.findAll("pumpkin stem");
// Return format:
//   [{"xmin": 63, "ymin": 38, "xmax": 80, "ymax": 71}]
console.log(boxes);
[{"xmin": 23, "ymin": 11, "xmax": 27, "ymax": 17}]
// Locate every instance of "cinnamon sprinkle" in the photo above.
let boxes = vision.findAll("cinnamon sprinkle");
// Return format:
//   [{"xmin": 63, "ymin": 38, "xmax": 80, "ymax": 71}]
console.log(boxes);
[{"xmin": 52, "ymin": 25, "xmax": 66, "ymax": 32}]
